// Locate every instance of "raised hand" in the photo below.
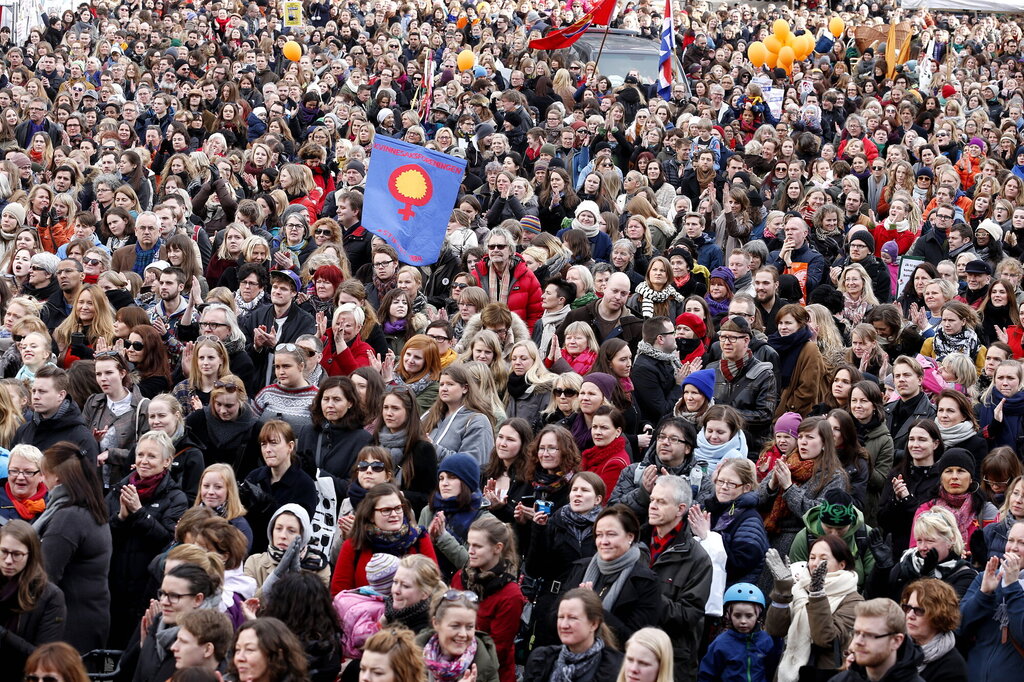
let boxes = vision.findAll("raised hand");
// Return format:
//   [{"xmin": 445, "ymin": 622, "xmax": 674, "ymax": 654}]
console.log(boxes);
[
  {"xmin": 773, "ymin": 460, "xmax": 792, "ymax": 490},
  {"xmin": 995, "ymin": 398, "xmax": 1006, "ymax": 423},
  {"xmin": 892, "ymin": 474, "xmax": 909, "ymax": 500},
  {"xmin": 765, "ymin": 548, "xmax": 793, "ymax": 593},
  {"xmin": 809, "ymin": 558, "xmax": 829, "ymax": 592},
  {"xmin": 982, "ymin": 556, "xmax": 1001, "ymax": 593},
  {"xmin": 867, "ymin": 528, "xmax": 895, "ymax": 569},
  {"xmin": 1003, "ymin": 552, "xmax": 1022, "ymax": 586},
  {"xmin": 920, "ymin": 548, "xmax": 940, "ymax": 576},
  {"xmin": 428, "ymin": 511, "xmax": 446, "ymax": 539},
  {"xmin": 687, "ymin": 504, "xmax": 710, "ymax": 540}
]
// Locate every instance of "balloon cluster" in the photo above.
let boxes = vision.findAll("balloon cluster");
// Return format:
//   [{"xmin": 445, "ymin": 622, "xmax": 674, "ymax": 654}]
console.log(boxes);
[{"xmin": 746, "ymin": 17, "xmax": 845, "ymax": 75}]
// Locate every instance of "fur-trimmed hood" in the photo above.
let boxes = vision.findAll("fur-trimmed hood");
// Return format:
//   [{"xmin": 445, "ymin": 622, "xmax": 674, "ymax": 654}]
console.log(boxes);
[{"xmin": 454, "ymin": 309, "xmax": 531, "ymax": 356}]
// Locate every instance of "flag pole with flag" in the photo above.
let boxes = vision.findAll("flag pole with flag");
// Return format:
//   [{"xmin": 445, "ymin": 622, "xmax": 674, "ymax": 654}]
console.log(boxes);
[
  {"xmin": 528, "ymin": 0, "xmax": 617, "ymax": 51},
  {"xmin": 658, "ymin": 0, "xmax": 674, "ymax": 101}
]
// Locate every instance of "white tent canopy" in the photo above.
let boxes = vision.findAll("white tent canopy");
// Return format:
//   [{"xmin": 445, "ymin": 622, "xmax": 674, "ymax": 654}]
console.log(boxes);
[{"xmin": 902, "ymin": 0, "xmax": 1024, "ymax": 11}]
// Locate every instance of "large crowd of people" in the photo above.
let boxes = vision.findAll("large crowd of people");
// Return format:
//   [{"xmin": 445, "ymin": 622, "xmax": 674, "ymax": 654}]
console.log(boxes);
[{"xmin": 1, "ymin": 0, "xmax": 1024, "ymax": 682}]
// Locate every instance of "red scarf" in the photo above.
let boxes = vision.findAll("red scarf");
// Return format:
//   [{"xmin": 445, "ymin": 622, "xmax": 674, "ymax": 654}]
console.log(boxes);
[
  {"xmin": 581, "ymin": 436, "xmax": 629, "ymax": 473},
  {"xmin": 5, "ymin": 481, "xmax": 46, "ymax": 519},
  {"xmin": 650, "ymin": 520, "xmax": 684, "ymax": 565},
  {"xmin": 763, "ymin": 451, "xmax": 817, "ymax": 534},
  {"xmin": 128, "ymin": 470, "xmax": 166, "ymax": 503}
]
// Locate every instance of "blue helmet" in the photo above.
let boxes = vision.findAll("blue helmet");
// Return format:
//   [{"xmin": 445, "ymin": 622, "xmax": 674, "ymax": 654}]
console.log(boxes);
[{"xmin": 723, "ymin": 583, "xmax": 765, "ymax": 608}]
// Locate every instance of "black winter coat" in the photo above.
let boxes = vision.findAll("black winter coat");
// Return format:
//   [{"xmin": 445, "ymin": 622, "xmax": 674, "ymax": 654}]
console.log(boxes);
[
  {"xmin": 105, "ymin": 473, "xmax": 188, "ymax": 647},
  {"xmin": 297, "ymin": 422, "xmax": 373, "ymax": 493},
  {"xmin": 830, "ymin": 638, "xmax": 926, "ymax": 682},
  {"xmin": 37, "ymin": 504, "xmax": 111, "ymax": 653},
  {"xmin": 631, "ymin": 353, "xmax": 683, "ymax": 426},
  {"xmin": 116, "ymin": 614, "xmax": 178, "ymax": 682},
  {"xmin": 239, "ymin": 301, "xmax": 316, "ymax": 385},
  {"xmin": 524, "ymin": 644, "xmax": 623, "ymax": 682},
  {"xmin": 640, "ymin": 524, "xmax": 713, "ymax": 682},
  {"xmin": 242, "ymin": 463, "xmax": 318, "ymax": 554},
  {"xmin": 919, "ymin": 645, "xmax": 969, "ymax": 682},
  {"xmin": 185, "ymin": 404, "xmax": 262, "ymax": 475},
  {"xmin": 526, "ymin": 505, "xmax": 599, "ymax": 647},
  {"xmin": 877, "ymin": 462, "xmax": 941, "ymax": 554},
  {"xmin": 562, "ymin": 555, "xmax": 663, "ymax": 646},
  {"xmin": 13, "ymin": 399, "xmax": 99, "ymax": 464},
  {"xmin": 885, "ymin": 393, "xmax": 937, "ymax": 467},
  {"xmin": 712, "ymin": 359, "xmax": 778, "ymax": 452},
  {"xmin": 0, "ymin": 581, "xmax": 66, "ymax": 681},
  {"xmin": 166, "ymin": 430, "xmax": 205, "ymax": 505}
]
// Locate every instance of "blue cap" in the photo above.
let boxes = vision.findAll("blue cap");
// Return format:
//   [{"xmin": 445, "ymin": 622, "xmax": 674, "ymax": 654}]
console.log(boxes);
[{"xmin": 270, "ymin": 269, "xmax": 302, "ymax": 291}]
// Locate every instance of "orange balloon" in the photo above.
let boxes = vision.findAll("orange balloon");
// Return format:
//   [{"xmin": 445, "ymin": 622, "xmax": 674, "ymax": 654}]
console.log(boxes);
[
  {"xmin": 457, "ymin": 49, "xmax": 476, "ymax": 71},
  {"xmin": 765, "ymin": 51, "xmax": 778, "ymax": 69},
  {"xmin": 764, "ymin": 35, "xmax": 782, "ymax": 54},
  {"xmin": 747, "ymin": 42, "xmax": 768, "ymax": 68},
  {"xmin": 282, "ymin": 41, "xmax": 302, "ymax": 62},
  {"xmin": 793, "ymin": 34, "xmax": 810, "ymax": 60},
  {"xmin": 805, "ymin": 34, "xmax": 817, "ymax": 58},
  {"xmin": 773, "ymin": 19, "xmax": 790, "ymax": 41},
  {"xmin": 778, "ymin": 45, "xmax": 795, "ymax": 67},
  {"xmin": 785, "ymin": 33, "xmax": 797, "ymax": 49},
  {"xmin": 829, "ymin": 16, "xmax": 845, "ymax": 38}
]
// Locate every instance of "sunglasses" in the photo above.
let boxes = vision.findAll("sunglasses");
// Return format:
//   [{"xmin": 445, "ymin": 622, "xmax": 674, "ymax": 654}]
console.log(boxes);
[
  {"xmin": 127, "ymin": 341, "xmax": 145, "ymax": 351},
  {"xmin": 357, "ymin": 461, "xmax": 386, "ymax": 472},
  {"xmin": 553, "ymin": 388, "xmax": 579, "ymax": 397},
  {"xmin": 214, "ymin": 380, "xmax": 242, "ymax": 392},
  {"xmin": 315, "ymin": 228, "xmax": 333, "ymax": 236},
  {"xmin": 94, "ymin": 350, "xmax": 122, "ymax": 360},
  {"xmin": 83, "ymin": 257, "xmax": 102, "ymax": 266},
  {"xmin": 442, "ymin": 589, "xmax": 479, "ymax": 603},
  {"xmin": 12, "ymin": 334, "xmax": 23, "ymax": 343}
]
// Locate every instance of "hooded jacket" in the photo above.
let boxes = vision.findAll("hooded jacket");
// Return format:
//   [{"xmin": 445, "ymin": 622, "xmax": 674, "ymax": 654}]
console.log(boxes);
[
  {"xmin": 13, "ymin": 398, "xmax": 99, "ymax": 463},
  {"xmin": 698, "ymin": 627, "xmax": 783, "ymax": 682},
  {"xmin": 243, "ymin": 504, "xmax": 332, "ymax": 598},
  {"xmin": 704, "ymin": 491, "xmax": 769, "ymax": 584},
  {"xmin": 471, "ymin": 254, "xmax": 544, "ymax": 330},
  {"xmin": 788, "ymin": 506, "xmax": 876, "ymax": 589}
]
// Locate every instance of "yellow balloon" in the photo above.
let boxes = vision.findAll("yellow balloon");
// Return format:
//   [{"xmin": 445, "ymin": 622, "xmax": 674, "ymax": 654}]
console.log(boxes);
[
  {"xmin": 784, "ymin": 33, "xmax": 797, "ymax": 49},
  {"xmin": 457, "ymin": 49, "xmax": 476, "ymax": 71},
  {"xmin": 829, "ymin": 16, "xmax": 845, "ymax": 38},
  {"xmin": 773, "ymin": 19, "xmax": 790, "ymax": 41},
  {"xmin": 747, "ymin": 41, "xmax": 768, "ymax": 68},
  {"xmin": 765, "ymin": 51, "xmax": 778, "ymax": 69},
  {"xmin": 282, "ymin": 41, "xmax": 302, "ymax": 62},
  {"xmin": 764, "ymin": 35, "xmax": 782, "ymax": 54},
  {"xmin": 794, "ymin": 34, "xmax": 811, "ymax": 60},
  {"xmin": 778, "ymin": 45, "xmax": 795, "ymax": 67}
]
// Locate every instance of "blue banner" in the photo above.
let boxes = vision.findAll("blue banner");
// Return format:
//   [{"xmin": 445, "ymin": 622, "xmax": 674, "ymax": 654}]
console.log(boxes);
[{"xmin": 362, "ymin": 137, "xmax": 467, "ymax": 267}]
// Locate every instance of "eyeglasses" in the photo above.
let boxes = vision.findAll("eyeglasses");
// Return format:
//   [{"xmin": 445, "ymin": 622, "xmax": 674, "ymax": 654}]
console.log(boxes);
[
  {"xmin": 452, "ymin": 282, "xmax": 469, "ymax": 290},
  {"xmin": 656, "ymin": 434, "xmax": 689, "ymax": 446},
  {"xmin": 852, "ymin": 630, "xmax": 899, "ymax": 640},
  {"xmin": 0, "ymin": 547, "xmax": 28, "ymax": 560},
  {"xmin": 427, "ymin": 335, "xmax": 449, "ymax": 342},
  {"xmin": 358, "ymin": 461, "xmax": 387, "ymax": 472},
  {"xmin": 718, "ymin": 334, "xmax": 746, "ymax": 344},
  {"xmin": 7, "ymin": 468, "xmax": 39, "ymax": 478},
  {"xmin": 442, "ymin": 589, "xmax": 480, "ymax": 603},
  {"xmin": 373, "ymin": 260, "xmax": 395, "ymax": 268},
  {"xmin": 127, "ymin": 341, "xmax": 145, "ymax": 351},
  {"xmin": 238, "ymin": 280, "xmax": 260, "ymax": 288},
  {"xmin": 213, "ymin": 381, "xmax": 241, "ymax": 392},
  {"xmin": 374, "ymin": 504, "xmax": 404, "ymax": 516},
  {"xmin": 900, "ymin": 603, "xmax": 926, "ymax": 618},
  {"xmin": 83, "ymin": 257, "xmax": 102, "ymax": 266},
  {"xmin": 553, "ymin": 388, "xmax": 579, "ymax": 397},
  {"xmin": 157, "ymin": 589, "xmax": 196, "ymax": 603},
  {"xmin": 934, "ymin": 214, "xmax": 954, "ymax": 220},
  {"xmin": 28, "ymin": 266, "xmax": 47, "ymax": 272},
  {"xmin": 715, "ymin": 479, "xmax": 742, "ymax": 490},
  {"xmin": 488, "ymin": 243, "xmax": 508, "ymax": 250}
]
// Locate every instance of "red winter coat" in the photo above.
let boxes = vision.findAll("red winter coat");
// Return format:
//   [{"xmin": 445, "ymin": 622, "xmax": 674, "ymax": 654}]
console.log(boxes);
[
  {"xmin": 871, "ymin": 222, "xmax": 918, "ymax": 257},
  {"xmin": 580, "ymin": 435, "xmax": 631, "ymax": 495},
  {"xmin": 320, "ymin": 333, "xmax": 374, "ymax": 376},
  {"xmin": 451, "ymin": 570, "xmax": 525, "ymax": 682},
  {"xmin": 330, "ymin": 533, "xmax": 437, "ymax": 596},
  {"xmin": 472, "ymin": 255, "xmax": 544, "ymax": 329}
]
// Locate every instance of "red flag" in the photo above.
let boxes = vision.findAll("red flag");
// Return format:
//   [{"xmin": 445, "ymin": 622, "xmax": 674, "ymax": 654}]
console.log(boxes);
[{"xmin": 529, "ymin": 0, "xmax": 617, "ymax": 51}]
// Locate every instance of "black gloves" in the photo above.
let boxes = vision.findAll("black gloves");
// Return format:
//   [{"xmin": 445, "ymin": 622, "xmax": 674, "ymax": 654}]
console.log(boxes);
[
  {"xmin": 920, "ymin": 548, "xmax": 940, "ymax": 576},
  {"xmin": 868, "ymin": 528, "xmax": 895, "ymax": 570}
]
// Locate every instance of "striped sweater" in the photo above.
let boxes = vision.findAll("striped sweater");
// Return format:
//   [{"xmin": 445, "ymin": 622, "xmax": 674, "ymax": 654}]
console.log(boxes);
[{"xmin": 252, "ymin": 383, "xmax": 319, "ymax": 432}]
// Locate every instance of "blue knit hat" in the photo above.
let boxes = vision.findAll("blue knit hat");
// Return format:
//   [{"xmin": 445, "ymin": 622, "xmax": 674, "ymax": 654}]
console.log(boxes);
[
  {"xmin": 438, "ymin": 453, "xmax": 481, "ymax": 493},
  {"xmin": 681, "ymin": 368, "xmax": 715, "ymax": 399},
  {"xmin": 709, "ymin": 266, "xmax": 735, "ymax": 292}
]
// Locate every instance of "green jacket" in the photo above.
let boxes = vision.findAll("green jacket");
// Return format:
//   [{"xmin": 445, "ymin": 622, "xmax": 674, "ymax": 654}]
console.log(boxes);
[
  {"xmin": 788, "ymin": 505, "xmax": 875, "ymax": 590},
  {"xmin": 415, "ymin": 629, "xmax": 500, "ymax": 682}
]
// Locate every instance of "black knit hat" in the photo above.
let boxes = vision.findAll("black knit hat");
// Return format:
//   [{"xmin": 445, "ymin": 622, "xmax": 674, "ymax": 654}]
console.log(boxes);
[
  {"xmin": 818, "ymin": 489, "xmax": 857, "ymax": 527},
  {"xmin": 936, "ymin": 449, "xmax": 975, "ymax": 477}
]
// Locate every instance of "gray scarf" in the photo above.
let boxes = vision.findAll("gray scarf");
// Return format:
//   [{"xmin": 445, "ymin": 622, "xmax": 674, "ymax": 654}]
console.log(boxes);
[
  {"xmin": 550, "ymin": 637, "xmax": 606, "ymax": 682},
  {"xmin": 582, "ymin": 543, "xmax": 642, "ymax": 611},
  {"xmin": 33, "ymin": 485, "xmax": 69, "ymax": 536},
  {"xmin": 636, "ymin": 340, "xmax": 683, "ymax": 372},
  {"xmin": 234, "ymin": 289, "xmax": 265, "ymax": 316},
  {"xmin": 154, "ymin": 594, "xmax": 221, "ymax": 660},
  {"xmin": 378, "ymin": 427, "xmax": 408, "ymax": 478},
  {"xmin": 918, "ymin": 631, "xmax": 956, "ymax": 670},
  {"xmin": 539, "ymin": 305, "xmax": 571, "ymax": 357}
]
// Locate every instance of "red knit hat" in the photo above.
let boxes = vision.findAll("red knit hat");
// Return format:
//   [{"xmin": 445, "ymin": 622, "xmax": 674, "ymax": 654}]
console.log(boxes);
[
  {"xmin": 941, "ymin": 84, "xmax": 956, "ymax": 99},
  {"xmin": 675, "ymin": 312, "xmax": 707, "ymax": 339}
]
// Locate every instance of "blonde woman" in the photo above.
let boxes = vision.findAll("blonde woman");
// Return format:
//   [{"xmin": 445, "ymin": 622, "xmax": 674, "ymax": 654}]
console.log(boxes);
[
  {"xmin": 279, "ymin": 163, "xmax": 319, "ymax": 220},
  {"xmin": 837, "ymin": 263, "xmax": 879, "ymax": 327},
  {"xmin": 806, "ymin": 303, "xmax": 848, "ymax": 374},
  {"xmin": 193, "ymin": 462, "xmax": 254, "ymax": 551},
  {"xmin": 619, "ymin": 628, "xmax": 675, "ymax": 682},
  {"xmin": 0, "ymin": 383, "xmax": 23, "ymax": 448},
  {"xmin": 172, "ymin": 337, "xmax": 231, "ymax": 416},
  {"xmin": 462, "ymin": 360, "xmax": 507, "ymax": 426},
  {"xmin": 52, "ymin": 285, "xmax": 115, "ymax": 369},
  {"xmin": 460, "ymin": 330, "xmax": 508, "ymax": 394},
  {"xmin": 543, "ymin": 372, "xmax": 584, "ymax": 425},
  {"xmin": 505, "ymin": 340, "xmax": 556, "ymax": 429},
  {"xmin": 206, "ymin": 222, "xmax": 252, "ymax": 286}
]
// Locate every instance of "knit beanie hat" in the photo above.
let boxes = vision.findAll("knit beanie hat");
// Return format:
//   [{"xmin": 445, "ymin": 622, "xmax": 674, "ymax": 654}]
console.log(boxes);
[
  {"xmin": 977, "ymin": 219, "xmax": 1003, "ymax": 242},
  {"xmin": 818, "ymin": 489, "xmax": 857, "ymax": 527},
  {"xmin": 2, "ymin": 203, "xmax": 26, "ymax": 227},
  {"xmin": 774, "ymin": 412, "xmax": 803, "ymax": 438},
  {"xmin": 881, "ymin": 240, "xmax": 899, "ymax": 262},
  {"xmin": 6, "ymin": 152, "xmax": 29, "ymax": 170},
  {"xmin": 675, "ymin": 312, "xmax": 707, "ymax": 339},
  {"xmin": 709, "ymin": 266, "xmax": 735, "ymax": 292},
  {"xmin": 540, "ymin": 143, "xmax": 557, "ymax": 157},
  {"xmin": 681, "ymin": 368, "xmax": 715, "ymax": 399},
  {"xmin": 968, "ymin": 137, "xmax": 987, "ymax": 152},
  {"xmin": 438, "ymin": 453, "xmax": 481, "ymax": 493},
  {"xmin": 941, "ymin": 84, "xmax": 956, "ymax": 99},
  {"xmin": 520, "ymin": 214, "xmax": 542, "ymax": 236},
  {"xmin": 848, "ymin": 229, "xmax": 875, "ymax": 253},
  {"xmin": 936, "ymin": 449, "xmax": 975, "ymax": 477},
  {"xmin": 30, "ymin": 252, "xmax": 59, "ymax": 275},
  {"xmin": 575, "ymin": 200, "xmax": 601, "ymax": 221},
  {"xmin": 366, "ymin": 553, "xmax": 400, "ymax": 594},
  {"xmin": 345, "ymin": 159, "xmax": 366, "ymax": 175},
  {"xmin": 582, "ymin": 372, "xmax": 618, "ymax": 400}
]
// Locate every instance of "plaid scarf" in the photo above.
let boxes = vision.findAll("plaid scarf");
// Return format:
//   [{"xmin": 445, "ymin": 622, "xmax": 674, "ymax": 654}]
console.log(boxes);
[
  {"xmin": 487, "ymin": 261, "xmax": 512, "ymax": 306},
  {"xmin": 719, "ymin": 349, "xmax": 752, "ymax": 382}
]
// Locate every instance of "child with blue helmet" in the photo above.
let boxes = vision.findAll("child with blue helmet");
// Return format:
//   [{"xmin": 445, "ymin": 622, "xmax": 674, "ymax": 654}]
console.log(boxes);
[{"xmin": 698, "ymin": 583, "xmax": 783, "ymax": 682}]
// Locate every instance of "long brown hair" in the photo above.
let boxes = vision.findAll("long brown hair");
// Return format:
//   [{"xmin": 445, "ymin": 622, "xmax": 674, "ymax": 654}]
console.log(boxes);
[
  {"xmin": 350, "ymin": 483, "xmax": 414, "ymax": 551},
  {"xmin": 0, "ymin": 520, "xmax": 49, "ymax": 612},
  {"xmin": 376, "ymin": 387, "xmax": 429, "ymax": 484},
  {"xmin": 797, "ymin": 416, "xmax": 849, "ymax": 495}
]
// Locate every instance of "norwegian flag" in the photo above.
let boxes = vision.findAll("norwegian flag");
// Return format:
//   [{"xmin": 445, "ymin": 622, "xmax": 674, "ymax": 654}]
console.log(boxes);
[{"xmin": 657, "ymin": 0, "xmax": 674, "ymax": 101}]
